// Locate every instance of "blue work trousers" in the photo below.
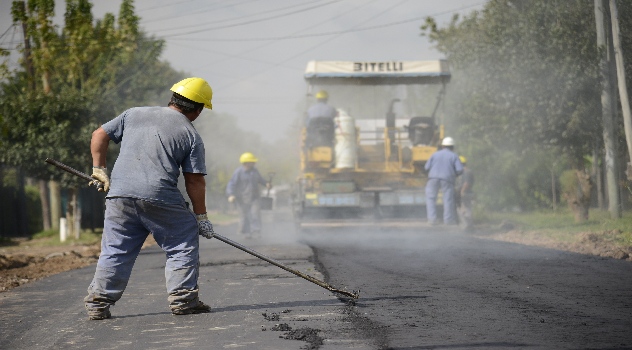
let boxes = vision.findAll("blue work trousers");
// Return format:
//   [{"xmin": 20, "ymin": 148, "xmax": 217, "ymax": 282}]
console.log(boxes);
[
  {"xmin": 425, "ymin": 178, "xmax": 457, "ymax": 225},
  {"xmin": 85, "ymin": 197, "xmax": 201, "ymax": 312},
  {"xmin": 237, "ymin": 198, "xmax": 261, "ymax": 234}
]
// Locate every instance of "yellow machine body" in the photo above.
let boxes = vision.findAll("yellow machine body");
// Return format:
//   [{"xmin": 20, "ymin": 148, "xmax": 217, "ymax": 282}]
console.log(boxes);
[{"xmin": 293, "ymin": 60, "xmax": 451, "ymax": 227}]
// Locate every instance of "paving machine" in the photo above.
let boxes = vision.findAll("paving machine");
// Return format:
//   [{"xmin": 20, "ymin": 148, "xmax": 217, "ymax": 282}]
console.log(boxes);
[{"xmin": 292, "ymin": 60, "xmax": 451, "ymax": 229}]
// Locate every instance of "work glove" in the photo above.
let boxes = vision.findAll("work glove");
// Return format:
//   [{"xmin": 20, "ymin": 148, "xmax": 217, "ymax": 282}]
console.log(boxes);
[
  {"xmin": 228, "ymin": 195, "xmax": 236, "ymax": 203},
  {"xmin": 196, "ymin": 213, "xmax": 216, "ymax": 239},
  {"xmin": 90, "ymin": 166, "xmax": 110, "ymax": 192}
]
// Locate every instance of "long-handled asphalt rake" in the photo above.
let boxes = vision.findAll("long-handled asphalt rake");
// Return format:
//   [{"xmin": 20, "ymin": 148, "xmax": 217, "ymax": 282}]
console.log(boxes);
[
  {"xmin": 208, "ymin": 232, "xmax": 358, "ymax": 299},
  {"xmin": 45, "ymin": 158, "xmax": 359, "ymax": 299}
]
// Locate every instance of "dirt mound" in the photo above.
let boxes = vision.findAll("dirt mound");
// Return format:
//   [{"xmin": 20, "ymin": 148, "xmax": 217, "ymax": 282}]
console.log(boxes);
[
  {"xmin": 484, "ymin": 229, "xmax": 632, "ymax": 261},
  {"xmin": 0, "ymin": 235, "xmax": 156, "ymax": 292},
  {"xmin": 565, "ymin": 230, "xmax": 631, "ymax": 260},
  {"xmin": 0, "ymin": 246, "xmax": 100, "ymax": 292}
]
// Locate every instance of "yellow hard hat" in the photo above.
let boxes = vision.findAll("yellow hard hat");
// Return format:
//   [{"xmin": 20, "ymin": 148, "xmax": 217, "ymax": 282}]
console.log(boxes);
[
  {"xmin": 239, "ymin": 152, "xmax": 258, "ymax": 163},
  {"xmin": 170, "ymin": 77, "xmax": 213, "ymax": 109},
  {"xmin": 459, "ymin": 156, "xmax": 467, "ymax": 164},
  {"xmin": 315, "ymin": 90, "xmax": 328, "ymax": 99}
]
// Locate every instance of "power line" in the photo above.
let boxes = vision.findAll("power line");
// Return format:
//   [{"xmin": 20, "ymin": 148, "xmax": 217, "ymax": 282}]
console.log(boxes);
[
  {"xmin": 168, "ymin": 41, "xmax": 303, "ymax": 71},
  {"xmin": 179, "ymin": 0, "xmax": 379, "ymax": 73},
  {"xmin": 215, "ymin": 0, "xmax": 414, "ymax": 91},
  {"xmin": 141, "ymin": 0, "xmax": 266, "ymax": 24},
  {"xmin": 137, "ymin": 0, "xmax": 212, "ymax": 12},
  {"xmin": 158, "ymin": 0, "xmax": 343, "ymax": 37},
  {"xmin": 175, "ymin": 2, "xmax": 485, "ymax": 42},
  {"xmin": 0, "ymin": 24, "xmax": 16, "ymax": 41}
]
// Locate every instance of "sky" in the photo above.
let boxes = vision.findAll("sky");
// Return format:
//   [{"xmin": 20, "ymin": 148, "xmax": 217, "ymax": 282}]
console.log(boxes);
[{"xmin": 0, "ymin": 0, "xmax": 485, "ymax": 141}]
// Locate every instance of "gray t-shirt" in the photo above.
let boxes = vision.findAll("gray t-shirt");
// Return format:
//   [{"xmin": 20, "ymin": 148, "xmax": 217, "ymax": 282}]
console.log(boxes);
[{"xmin": 102, "ymin": 106, "xmax": 206, "ymax": 205}]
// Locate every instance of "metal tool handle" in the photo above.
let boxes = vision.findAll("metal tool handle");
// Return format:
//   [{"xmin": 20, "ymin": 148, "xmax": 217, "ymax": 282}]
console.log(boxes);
[
  {"xmin": 212, "ymin": 233, "xmax": 358, "ymax": 299},
  {"xmin": 45, "ymin": 158, "xmax": 104, "ymax": 191}
]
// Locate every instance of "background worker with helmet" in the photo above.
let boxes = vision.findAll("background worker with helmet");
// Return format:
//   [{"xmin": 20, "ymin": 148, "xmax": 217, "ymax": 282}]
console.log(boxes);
[
  {"xmin": 424, "ymin": 136, "xmax": 463, "ymax": 225},
  {"xmin": 456, "ymin": 156, "xmax": 475, "ymax": 231},
  {"xmin": 85, "ymin": 77, "xmax": 216, "ymax": 320},
  {"xmin": 226, "ymin": 152, "xmax": 271, "ymax": 237},
  {"xmin": 305, "ymin": 90, "xmax": 337, "ymax": 147}
]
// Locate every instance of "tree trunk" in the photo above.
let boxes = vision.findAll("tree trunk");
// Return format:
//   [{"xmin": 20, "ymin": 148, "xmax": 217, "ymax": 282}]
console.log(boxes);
[
  {"xmin": 66, "ymin": 188, "xmax": 77, "ymax": 239},
  {"xmin": 564, "ymin": 171, "xmax": 593, "ymax": 222},
  {"xmin": 593, "ymin": 145, "xmax": 605, "ymax": 209},
  {"xmin": 551, "ymin": 167, "xmax": 557, "ymax": 211},
  {"xmin": 595, "ymin": 0, "xmax": 622, "ymax": 218},
  {"xmin": 609, "ymin": 0, "xmax": 632, "ymax": 180},
  {"xmin": 49, "ymin": 180, "xmax": 61, "ymax": 230},
  {"xmin": 38, "ymin": 179, "xmax": 51, "ymax": 231},
  {"xmin": 73, "ymin": 188, "xmax": 80, "ymax": 239},
  {"xmin": 16, "ymin": 169, "xmax": 28, "ymax": 236}
]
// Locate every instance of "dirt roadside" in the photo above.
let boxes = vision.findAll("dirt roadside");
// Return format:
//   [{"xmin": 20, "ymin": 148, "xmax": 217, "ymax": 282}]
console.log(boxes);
[
  {"xmin": 1, "ymin": 226, "xmax": 630, "ymax": 293},
  {"xmin": 0, "ymin": 235, "xmax": 156, "ymax": 292},
  {"xmin": 478, "ymin": 228, "xmax": 632, "ymax": 261}
]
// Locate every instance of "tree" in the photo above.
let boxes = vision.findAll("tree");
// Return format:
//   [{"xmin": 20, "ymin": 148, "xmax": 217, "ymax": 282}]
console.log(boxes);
[
  {"xmin": 0, "ymin": 0, "xmax": 183, "ymax": 235},
  {"xmin": 422, "ymin": 0, "xmax": 632, "ymax": 219}
]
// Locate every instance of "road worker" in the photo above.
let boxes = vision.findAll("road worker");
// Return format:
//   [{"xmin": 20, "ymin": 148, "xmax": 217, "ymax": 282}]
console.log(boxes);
[
  {"xmin": 424, "ymin": 136, "xmax": 463, "ymax": 225},
  {"xmin": 305, "ymin": 90, "xmax": 337, "ymax": 147},
  {"xmin": 226, "ymin": 152, "xmax": 271, "ymax": 237},
  {"xmin": 85, "ymin": 77, "xmax": 215, "ymax": 320}
]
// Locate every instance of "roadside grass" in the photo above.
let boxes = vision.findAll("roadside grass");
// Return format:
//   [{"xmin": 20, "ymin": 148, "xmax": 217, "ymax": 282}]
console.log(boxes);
[
  {"xmin": 25, "ymin": 228, "xmax": 102, "ymax": 247},
  {"xmin": 1, "ymin": 229, "xmax": 101, "ymax": 249},
  {"xmin": 479, "ymin": 208, "xmax": 632, "ymax": 248},
  {"xmin": 2, "ymin": 211, "xmax": 238, "ymax": 250}
]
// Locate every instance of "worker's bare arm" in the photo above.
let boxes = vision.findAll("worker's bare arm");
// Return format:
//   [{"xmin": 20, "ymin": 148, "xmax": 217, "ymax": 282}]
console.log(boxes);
[
  {"xmin": 91, "ymin": 127, "xmax": 111, "ymax": 167},
  {"xmin": 184, "ymin": 172, "xmax": 207, "ymax": 215}
]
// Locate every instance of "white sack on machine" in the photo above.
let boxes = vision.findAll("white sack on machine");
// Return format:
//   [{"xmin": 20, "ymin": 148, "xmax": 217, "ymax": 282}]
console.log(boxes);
[{"xmin": 334, "ymin": 109, "xmax": 357, "ymax": 169}]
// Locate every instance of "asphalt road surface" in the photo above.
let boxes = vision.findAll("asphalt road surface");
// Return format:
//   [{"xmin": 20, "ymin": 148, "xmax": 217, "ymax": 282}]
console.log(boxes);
[
  {"xmin": 301, "ymin": 224, "xmax": 632, "ymax": 349},
  {"xmin": 1, "ymin": 210, "xmax": 631, "ymax": 350}
]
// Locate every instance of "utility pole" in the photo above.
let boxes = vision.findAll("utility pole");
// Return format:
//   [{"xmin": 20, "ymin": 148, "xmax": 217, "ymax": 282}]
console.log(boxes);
[
  {"xmin": 595, "ymin": 0, "xmax": 621, "ymax": 218},
  {"xmin": 609, "ymin": 0, "xmax": 632, "ymax": 181}
]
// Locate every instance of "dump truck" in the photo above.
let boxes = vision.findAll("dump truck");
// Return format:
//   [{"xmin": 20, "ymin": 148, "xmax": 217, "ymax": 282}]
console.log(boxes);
[{"xmin": 292, "ymin": 60, "xmax": 451, "ymax": 229}]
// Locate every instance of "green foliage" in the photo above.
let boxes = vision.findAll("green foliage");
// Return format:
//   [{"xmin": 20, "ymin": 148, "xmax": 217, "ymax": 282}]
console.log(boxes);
[
  {"xmin": 0, "ymin": 0, "xmax": 183, "ymax": 180},
  {"xmin": 0, "ymin": 88, "xmax": 97, "ymax": 184},
  {"xmin": 422, "ymin": 0, "xmax": 631, "ymax": 210},
  {"xmin": 30, "ymin": 228, "xmax": 102, "ymax": 245},
  {"xmin": 0, "ymin": 48, "xmax": 9, "ymax": 80},
  {"xmin": 559, "ymin": 169, "xmax": 578, "ymax": 197}
]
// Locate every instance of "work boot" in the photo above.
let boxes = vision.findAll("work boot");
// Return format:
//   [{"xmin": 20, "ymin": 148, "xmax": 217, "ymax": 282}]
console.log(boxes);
[
  {"xmin": 171, "ymin": 301, "xmax": 211, "ymax": 315},
  {"xmin": 87, "ymin": 308, "xmax": 111, "ymax": 320}
]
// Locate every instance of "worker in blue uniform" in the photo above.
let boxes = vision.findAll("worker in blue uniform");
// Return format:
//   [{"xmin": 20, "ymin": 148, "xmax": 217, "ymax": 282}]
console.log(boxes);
[
  {"xmin": 424, "ymin": 136, "xmax": 463, "ymax": 225},
  {"xmin": 226, "ymin": 152, "xmax": 271, "ymax": 237}
]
